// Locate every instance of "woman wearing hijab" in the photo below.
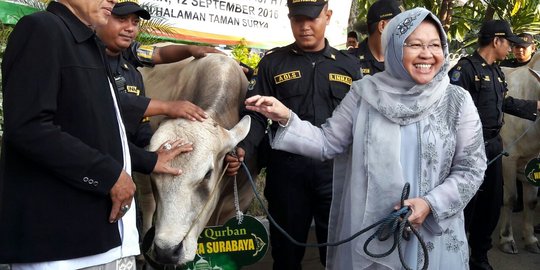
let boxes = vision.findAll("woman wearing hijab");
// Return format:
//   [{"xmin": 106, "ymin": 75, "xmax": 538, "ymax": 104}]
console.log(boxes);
[{"xmin": 243, "ymin": 8, "xmax": 487, "ymax": 270}]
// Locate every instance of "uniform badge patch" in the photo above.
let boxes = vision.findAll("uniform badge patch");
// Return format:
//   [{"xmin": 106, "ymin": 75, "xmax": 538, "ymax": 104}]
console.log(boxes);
[
  {"xmin": 361, "ymin": 68, "xmax": 371, "ymax": 75},
  {"xmin": 126, "ymin": 85, "xmax": 140, "ymax": 95},
  {"xmin": 451, "ymin": 70, "xmax": 461, "ymax": 82},
  {"xmin": 329, "ymin": 73, "xmax": 352, "ymax": 85},
  {"xmin": 136, "ymin": 45, "xmax": 154, "ymax": 62},
  {"xmin": 274, "ymin": 71, "xmax": 301, "ymax": 84}
]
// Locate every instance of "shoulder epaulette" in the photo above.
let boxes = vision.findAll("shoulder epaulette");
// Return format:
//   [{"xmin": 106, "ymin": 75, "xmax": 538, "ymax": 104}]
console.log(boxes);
[{"xmin": 264, "ymin": 46, "xmax": 282, "ymax": 56}]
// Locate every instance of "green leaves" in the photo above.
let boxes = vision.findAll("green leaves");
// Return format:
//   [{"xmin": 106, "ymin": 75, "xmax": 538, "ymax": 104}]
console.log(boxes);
[
  {"xmin": 231, "ymin": 39, "xmax": 261, "ymax": 69},
  {"xmin": 352, "ymin": 0, "xmax": 540, "ymax": 54}
]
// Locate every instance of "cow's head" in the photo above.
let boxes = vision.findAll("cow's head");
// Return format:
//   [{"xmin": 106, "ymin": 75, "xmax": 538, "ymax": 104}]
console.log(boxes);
[{"xmin": 146, "ymin": 115, "xmax": 251, "ymax": 265}]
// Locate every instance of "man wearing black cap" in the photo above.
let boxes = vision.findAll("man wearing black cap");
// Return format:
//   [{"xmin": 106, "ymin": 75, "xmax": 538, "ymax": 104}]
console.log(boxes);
[
  {"xmin": 449, "ymin": 20, "xmax": 540, "ymax": 270},
  {"xmin": 95, "ymin": 0, "xmax": 222, "ymax": 246},
  {"xmin": 347, "ymin": 0, "xmax": 402, "ymax": 75},
  {"xmin": 96, "ymin": 0, "xmax": 220, "ymax": 148},
  {"xmin": 225, "ymin": 0, "xmax": 361, "ymax": 269},
  {"xmin": 501, "ymin": 33, "xmax": 536, "ymax": 68}
]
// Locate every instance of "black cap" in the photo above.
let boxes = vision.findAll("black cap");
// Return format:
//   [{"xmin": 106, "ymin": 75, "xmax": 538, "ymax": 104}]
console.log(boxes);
[
  {"xmin": 112, "ymin": 1, "xmax": 151, "ymax": 20},
  {"xmin": 367, "ymin": 0, "xmax": 402, "ymax": 25},
  {"xmin": 479, "ymin": 20, "xmax": 527, "ymax": 45},
  {"xmin": 287, "ymin": 0, "xmax": 328, "ymax": 19},
  {"xmin": 516, "ymin": 33, "xmax": 534, "ymax": 46},
  {"xmin": 347, "ymin": 31, "xmax": 358, "ymax": 40}
]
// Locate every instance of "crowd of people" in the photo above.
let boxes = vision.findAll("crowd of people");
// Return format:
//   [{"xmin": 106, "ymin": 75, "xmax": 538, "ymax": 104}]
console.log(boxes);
[{"xmin": 0, "ymin": 0, "xmax": 538, "ymax": 270}]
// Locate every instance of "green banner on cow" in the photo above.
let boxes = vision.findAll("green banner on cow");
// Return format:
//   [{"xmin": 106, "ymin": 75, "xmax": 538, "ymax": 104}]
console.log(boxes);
[{"xmin": 181, "ymin": 215, "xmax": 269, "ymax": 270}]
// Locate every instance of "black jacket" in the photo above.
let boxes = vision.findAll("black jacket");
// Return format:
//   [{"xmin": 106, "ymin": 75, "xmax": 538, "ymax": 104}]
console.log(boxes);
[{"xmin": 0, "ymin": 2, "xmax": 150, "ymax": 262}]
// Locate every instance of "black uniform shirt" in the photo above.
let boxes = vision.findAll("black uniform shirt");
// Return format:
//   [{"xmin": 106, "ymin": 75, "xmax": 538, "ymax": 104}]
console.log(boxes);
[
  {"xmin": 449, "ymin": 51, "xmax": 537, "ymax": 133},
  {"xmin": 241, "ymin": 40, "xmax": 362, "ymax": 156},
  {"xmin": 347, "ymin": 38, "xmax": 384, "ymax": 76},
  {"xmin": 108, "ymin": 55, "xmax": 150, "ymax": 148}
]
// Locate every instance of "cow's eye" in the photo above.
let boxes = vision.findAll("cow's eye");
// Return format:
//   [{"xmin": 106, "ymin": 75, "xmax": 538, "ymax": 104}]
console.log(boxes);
[{"xmin": 203, "ymin": 170, "xmax": 213, "ymax": 180}]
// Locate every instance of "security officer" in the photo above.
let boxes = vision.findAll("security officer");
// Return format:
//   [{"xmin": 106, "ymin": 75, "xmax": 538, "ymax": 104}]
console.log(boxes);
[
  {"xmin": 347, "ymin": 0, "xmax": 401, "ymax": 75},
  {"xmin": 225, "ymin": 0, "xmax": 361, "ymax": 269},
  {"xmin": 97, "ymin": 1, "xmax": 220, "ymax": 148},
  {"xmin": 449, "ymin": 20, "xmax": 540, "ymax": 270},
  {"xmin": 95, "ymin": 0, "xmax": 222, "ymax": 254},
  {"xmin": 500, "ymin": 33, "xmax": 536, "ymax": 68}
]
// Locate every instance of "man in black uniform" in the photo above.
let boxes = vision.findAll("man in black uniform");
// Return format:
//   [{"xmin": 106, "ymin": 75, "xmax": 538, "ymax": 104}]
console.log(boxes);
[
  {"xmin": 95, "ymin": 0, "xmax": 222, "ymax": 250},
  {"xmin": 225, "ymin": 0, "xmax": 361, "ymax": 269},
  {"xmin": 500, "ymin": 33, "xmax": 536, "ymax": 68},
  {"xmin": 449, "ymin": 20, "xmax": 540, "ymax": 270},
  {"xmin": 347, "ymin": 0, "xmax": 401, "ymax": 76},
  {"xmin": 96, "ymin": 1, "xmax": 221, "ymax": 149}
]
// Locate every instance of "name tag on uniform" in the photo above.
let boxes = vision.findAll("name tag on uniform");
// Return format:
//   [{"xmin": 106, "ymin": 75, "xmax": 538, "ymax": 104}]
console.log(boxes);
[
  {"xmin": 126, "ymin": 85, "xmax": 141, "ymax": 95},
  {"xmin": 329, "ymin": 73, "xmax": 352, "ymax": 85},
  {"xmin": 361, "ymin": 68, "xmax": 371, "ymax": 75},
  {"xmin": 274, "ymin": 71, "xmax": 301, "ymax": 84}
]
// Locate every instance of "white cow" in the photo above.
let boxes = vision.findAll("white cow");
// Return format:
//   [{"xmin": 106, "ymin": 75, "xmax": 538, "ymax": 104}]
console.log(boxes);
[
  {"xmin": 499, "ymin": 53, "xmax": 540, "ymax": 254},
  {"xmin": 138, "ymin": 54, "xmax": 260, "ymax": 265}
]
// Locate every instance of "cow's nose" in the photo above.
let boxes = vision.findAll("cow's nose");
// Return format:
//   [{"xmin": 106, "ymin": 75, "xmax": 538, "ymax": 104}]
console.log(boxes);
[{"xmin": 154, "ymin": 241, "xmax": 184, "ymax": 265}]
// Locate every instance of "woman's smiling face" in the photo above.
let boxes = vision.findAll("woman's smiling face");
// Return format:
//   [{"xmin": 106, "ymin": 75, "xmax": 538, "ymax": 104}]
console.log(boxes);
[{"xmin": 402, "ymin": 21, "xmax": 444, "ymax": 85}]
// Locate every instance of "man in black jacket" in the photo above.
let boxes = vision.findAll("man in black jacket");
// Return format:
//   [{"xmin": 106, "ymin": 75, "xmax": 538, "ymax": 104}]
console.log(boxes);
[{"xmin": 0, "ymin": 0, "xmax": 189, "ymax": 268}]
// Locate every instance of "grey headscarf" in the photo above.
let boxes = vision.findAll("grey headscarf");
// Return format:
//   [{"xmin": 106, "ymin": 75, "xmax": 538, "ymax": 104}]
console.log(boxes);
[{"xmin": 359, "ymin": 7, "xmax": 450, "ymax": 125}]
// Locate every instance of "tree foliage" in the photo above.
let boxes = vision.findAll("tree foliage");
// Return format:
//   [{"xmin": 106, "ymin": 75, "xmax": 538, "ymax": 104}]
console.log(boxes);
[
  {"xmin": 351, "ymin": 0, "xmax": 540, "ymax": 54},
  {"xmin": 231, "ymin": 38, "xmax": 261, "ymax": 69},
  {"xmin": 0, "ymin": 22, "xmax": 12, "ymax": 138}
]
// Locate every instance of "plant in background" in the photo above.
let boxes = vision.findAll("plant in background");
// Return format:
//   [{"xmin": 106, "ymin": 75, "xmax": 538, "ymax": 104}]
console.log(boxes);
[
  {"xmin": 231, "ymin": 38, "xmax": 261, "ymax": 69},
  {"xmin": 138, "ymin": 1, "xmax": 177, "ymax": 45},
  {"xmin": 12, "ymin": 0, "xmax": 50, "ymax": 9},
  {"xmin": 0, "ymin": 22, "xmax": 13, "ymax": 139}
]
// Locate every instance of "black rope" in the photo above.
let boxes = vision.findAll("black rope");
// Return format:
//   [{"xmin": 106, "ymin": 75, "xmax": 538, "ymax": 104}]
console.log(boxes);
[{"xmin": 240, "ymin": 162, "xmax": 429, "ymax": 270}]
